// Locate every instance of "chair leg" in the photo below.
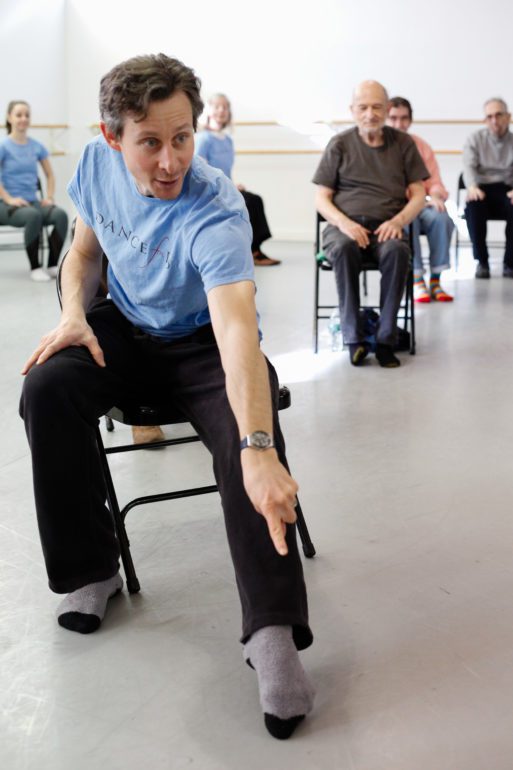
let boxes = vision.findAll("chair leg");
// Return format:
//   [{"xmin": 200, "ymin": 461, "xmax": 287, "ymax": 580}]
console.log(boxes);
[
  {"xmin": 295, "ymin": 497, "xmax": 316, "ymax": 558},
  {"xmin": 314, "ymin": 262, "xmax": 320, "ymax": 353},
  {"xmin": 105, "ymin": 415, "xmax": 114, "ymax": 432},
  {"xmin": 95, "ymin": 424, "xmax": 141, "ymax": 593},
  {"xmin": 362, "ymin": 269, "xmax": 368, "ymax": 297},
  {"xmin": 407, "ymin": 270, "xmax": 416, "ymax": 354}
]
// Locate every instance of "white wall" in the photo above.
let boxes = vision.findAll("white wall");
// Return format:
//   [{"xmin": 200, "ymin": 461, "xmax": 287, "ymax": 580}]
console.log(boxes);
[{"xmin": 3, "ymin": 0, "xmax": 513, "ymax": 239}]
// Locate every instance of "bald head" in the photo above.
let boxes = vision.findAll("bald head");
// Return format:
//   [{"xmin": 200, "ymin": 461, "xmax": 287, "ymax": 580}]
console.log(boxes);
[
  {"xmin": 352, "ymin": 80, "xmax": 389, "ymax": 106},
  {"xmin": 350, "ymin": 80, "xmax": 389, "ymax": 144}
]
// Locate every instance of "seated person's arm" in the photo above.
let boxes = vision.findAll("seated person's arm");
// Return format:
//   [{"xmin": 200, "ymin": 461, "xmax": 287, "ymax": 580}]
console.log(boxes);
[
  {"xmin": 39, "ymin": 157, "xmax": 56, "ymax": 206},
  {"xmin": 315, "ymin": 185, "xmax": 370, "ymax": 248},
  {"xmin": 0, "ymin": 180, "xmax": 28, "ymax": 207},
  {"xmin": 463, "ymin": 137, "xmax": 485, "ymax": 201},
  {"xmin": 375, "ymin": 180, "xmax": 426, "ymax": 242},
  {"xmin": 207, "ymin": 280, "xmax": 298, "ymax": 556},
  {"xmin": 22, "ymin": 215, "xmax": 105, "ymax": 373}
]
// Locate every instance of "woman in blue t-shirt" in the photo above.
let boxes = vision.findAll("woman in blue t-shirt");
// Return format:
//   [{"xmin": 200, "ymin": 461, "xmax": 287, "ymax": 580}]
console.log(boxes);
[
  {"xmin": 0, "ymin": 100, "xmax": 68, "ymax": 281},
  {"xmin": 195, "ymin": 93, "xmax": 280, "ymax": 266}
]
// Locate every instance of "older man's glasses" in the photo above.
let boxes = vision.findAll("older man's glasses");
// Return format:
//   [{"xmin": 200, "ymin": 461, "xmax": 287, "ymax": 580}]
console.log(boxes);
[{"xmin": 485, "ymin": 111, "xmax": 507, "ymax": 120}]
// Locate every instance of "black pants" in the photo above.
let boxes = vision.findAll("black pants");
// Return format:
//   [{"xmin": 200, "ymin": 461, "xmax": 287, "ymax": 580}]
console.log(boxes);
[
  {"xmin": 19, "ymin": 300, "xmax": 312, "ymax": 649},
  {"xmin": 240, "ymin": 190, "xmax": 272, "ymax": 251},
  {"xmin": 323, "ymin": 219, "xmax": 410, "ymax": 346},
  {"xmin": 464, "ymin": 182, "xmax": 513, "ymax": 267}
]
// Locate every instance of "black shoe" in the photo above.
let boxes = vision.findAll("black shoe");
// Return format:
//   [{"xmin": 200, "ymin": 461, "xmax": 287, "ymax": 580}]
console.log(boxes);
[
  {"xmin": 475, "ymin": 263, "xmax": 490, "ymax": 278},
  {"xmin": 376, "ymin": 344, "xmax": 400, "ymax": 368},
  {"xmin": 503, "ymin": 265, "xmax": 513, "ymax": 278},
  {"xmin": 348, "ymin": 343, "xmax": 369, "ymax": 366}
]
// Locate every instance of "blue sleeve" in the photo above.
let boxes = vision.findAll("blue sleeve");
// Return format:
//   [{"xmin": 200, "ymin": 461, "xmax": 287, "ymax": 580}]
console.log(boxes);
[
  {"xmin": 191, "ymin": 208, "xmax": 254, "ymax": 293},
  {"xmin": 35, "ymin": 140, "xmax": 49, "ymax": 162}
]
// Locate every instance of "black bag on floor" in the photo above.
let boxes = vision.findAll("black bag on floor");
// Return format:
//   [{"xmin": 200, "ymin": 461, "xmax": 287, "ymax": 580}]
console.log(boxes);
[{"xmin": 359, "ymin": 308, "xmax": 410, "ymax": 352}]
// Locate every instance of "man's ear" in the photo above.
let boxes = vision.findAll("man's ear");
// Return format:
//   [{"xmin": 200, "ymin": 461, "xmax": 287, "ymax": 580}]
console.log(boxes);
[{"xmin": 100, "ymin": 122, "xmax": 122, "ymax": 152}]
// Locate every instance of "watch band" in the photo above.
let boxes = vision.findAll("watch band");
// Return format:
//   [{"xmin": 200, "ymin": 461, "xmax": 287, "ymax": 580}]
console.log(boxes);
[{"xmin": 240, "ymin": 431, "xmax": 275, "ymax": 451}]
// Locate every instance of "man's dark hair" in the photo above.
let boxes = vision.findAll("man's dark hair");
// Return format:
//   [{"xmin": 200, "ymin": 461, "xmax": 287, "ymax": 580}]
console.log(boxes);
[
  {"xmin": 99, "ymin": 53, "xmax": 204, "ymax": 137},
  {"xmin": 388, "ymin": 96, "xmax": 413, "ymax": 120}
]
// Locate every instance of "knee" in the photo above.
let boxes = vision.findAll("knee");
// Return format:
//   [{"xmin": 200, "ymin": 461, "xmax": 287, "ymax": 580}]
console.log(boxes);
[
  {"xmin": 381, "ymin": 239, "xmax": 409, "ymax": 267},
  {"xmin": 464, "ymin": 200, "xmax": 483, "ymax": 217},
  {"xmin": 21, "ymin": 354, "xmax": 74, "ymax": 417},
  {"xmin": 54, "ymin": 207, "xmax": 69, "ymax": 231},
  {"xmin": 25, "ymin": 207, "xmax": 44, "ymax": 228},
  {"xmin": 326, "ymin": 236, "xmax": 360, "ymax": 266}
]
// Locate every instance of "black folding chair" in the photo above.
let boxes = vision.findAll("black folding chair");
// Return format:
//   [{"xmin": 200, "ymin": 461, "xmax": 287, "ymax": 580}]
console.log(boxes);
[
  {"xmin": 313, "ymin": 212, "xmax": 416, "ymax": 355},
  {"xmin": 57, "ymin": 254, "xmax": 316, "ymax": 594}
]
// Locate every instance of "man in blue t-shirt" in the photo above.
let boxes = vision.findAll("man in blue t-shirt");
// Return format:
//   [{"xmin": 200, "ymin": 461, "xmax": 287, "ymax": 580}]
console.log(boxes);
[{"xmin": 20, "ymin": 54, "xmax": 314, "ymax": 739}]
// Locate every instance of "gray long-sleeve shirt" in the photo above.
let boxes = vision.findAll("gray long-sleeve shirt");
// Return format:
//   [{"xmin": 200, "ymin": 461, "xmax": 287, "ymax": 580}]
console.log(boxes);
[{"xmin": 463, "ymin": 127, "xmax": 513, "ymax": 188}]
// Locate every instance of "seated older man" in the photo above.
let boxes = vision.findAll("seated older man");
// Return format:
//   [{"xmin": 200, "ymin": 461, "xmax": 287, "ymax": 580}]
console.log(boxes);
[
  {"xmin": 463, "ymin": 97, "xmax": 513, "ymax": 279},
  {"xmin": 313, "ymin": 80, "xmax": 427, "ymax": 368},
  {"xmin": 387, "ymin": 96, "xmax": 455, "ymax": 303}
]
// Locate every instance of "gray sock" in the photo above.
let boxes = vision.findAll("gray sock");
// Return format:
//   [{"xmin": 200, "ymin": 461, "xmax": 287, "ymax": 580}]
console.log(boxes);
[
  {"xmin": 244, "ymin": 625, "xmax": 315, "ymax": 738},
  {"xmin": 57, "ymin": 573, "xmax": 123, "ymax": 634}
]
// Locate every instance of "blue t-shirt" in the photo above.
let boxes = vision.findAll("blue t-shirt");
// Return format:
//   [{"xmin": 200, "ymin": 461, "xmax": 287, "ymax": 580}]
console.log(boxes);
[
  {"xmin": 0, "ymin": 137, "xmax": 48, "ymax": 201},
  {"xmin": 68, "ymin": 134, "xmax": 254, "ymax": 340},
  {"xmin": 195, "ymin": 130, "xmax": 235, "ymax": 179}
]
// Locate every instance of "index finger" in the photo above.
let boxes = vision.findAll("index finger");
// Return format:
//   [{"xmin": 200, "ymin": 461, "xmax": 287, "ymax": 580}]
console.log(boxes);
[
  {"xmin": 264, "ymin": 503, "xmax": 297, "ymax": 556},
  {"xmin": 21, "ymin": 344, "xmax": 47, "ymax": 374},
  {"xmin": 267, "ymin": 513, "xmax": 288, "ymax": 556}
]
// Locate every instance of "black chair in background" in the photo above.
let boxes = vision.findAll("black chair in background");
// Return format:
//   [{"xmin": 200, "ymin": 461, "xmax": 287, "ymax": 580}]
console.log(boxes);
[
  {"xmin": 57, "ymin": 254, "xmax": 316, "ymax": 594},
  {"xmin": 313, "ymin": 212, "xmax": 415, "ymax": 355}
]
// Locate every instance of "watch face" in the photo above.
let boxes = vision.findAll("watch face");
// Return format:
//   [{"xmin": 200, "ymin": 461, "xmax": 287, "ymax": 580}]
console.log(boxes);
[{"xmin": 251, "ymin": 431, "xmax": 272, "ymax": 449}]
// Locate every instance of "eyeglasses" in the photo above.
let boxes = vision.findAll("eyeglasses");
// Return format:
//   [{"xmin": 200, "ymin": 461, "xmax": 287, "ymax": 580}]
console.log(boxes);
[{"xmin": 485, "ymin": 112, "xmax": 507, "ymax": 120}]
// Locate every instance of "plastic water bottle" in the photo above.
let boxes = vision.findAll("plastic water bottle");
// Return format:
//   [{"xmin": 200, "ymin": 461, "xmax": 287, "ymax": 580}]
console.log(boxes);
[{"xmin": 328, "ymin": 308, "xmax": 343, "ymax": 352}]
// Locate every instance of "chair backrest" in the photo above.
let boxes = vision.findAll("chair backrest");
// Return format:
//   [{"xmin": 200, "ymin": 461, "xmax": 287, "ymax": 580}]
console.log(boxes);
[
  {"xmin": 315, "ymin": 211, "xmax": 327, "ymax": 256},
  {"xmin": 456, "ymin": 172, "xmax": 466, "ymax": 209}
]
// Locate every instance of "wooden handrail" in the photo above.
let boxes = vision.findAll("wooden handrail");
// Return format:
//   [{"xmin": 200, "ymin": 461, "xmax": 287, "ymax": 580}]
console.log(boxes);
[
  {"xmin": 232, "ymin": 119, "xmax": 494, "ymax": 127},
  {"xmin": 237, "ymin": 148, "xmax": 463, "ymax": 156},
  {"xmin": 29, "ymin": 124, "xmax": 69, "ymax": 129},
  {"xmin": 89, "ymin": 118, "xmax": 495, "ymax": 130}
]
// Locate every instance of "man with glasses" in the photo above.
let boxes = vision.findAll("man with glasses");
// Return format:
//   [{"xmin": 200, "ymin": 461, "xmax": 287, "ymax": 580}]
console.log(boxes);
[{"xmin": 463, "ymin": 98, "xmax": 513, "ymax": 278}]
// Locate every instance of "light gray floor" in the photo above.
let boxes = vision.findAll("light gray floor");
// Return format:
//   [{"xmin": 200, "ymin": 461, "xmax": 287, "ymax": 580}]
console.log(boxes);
[{"xmin": 2, "ymin": 241, "xmax": 513, "ymax": 770}]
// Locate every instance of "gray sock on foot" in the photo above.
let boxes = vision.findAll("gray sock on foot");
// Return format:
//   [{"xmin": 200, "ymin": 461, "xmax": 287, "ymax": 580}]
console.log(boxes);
[
  {"xmin": 57, "ymin": 573, "xmax": 123, "ymax": 634},
  {"xmin": 244, "ymin": 625, "xmax": 315, "ymax": 738}
]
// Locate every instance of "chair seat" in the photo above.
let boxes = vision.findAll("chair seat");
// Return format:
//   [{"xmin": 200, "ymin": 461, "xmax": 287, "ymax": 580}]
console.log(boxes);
[
  {"xmin": 106, "ymin": 385, "xmax": 292, "ymax": 427},
  {"xmin": 317, "ymin": 252, "xmax": 385, "ymax": 272}
]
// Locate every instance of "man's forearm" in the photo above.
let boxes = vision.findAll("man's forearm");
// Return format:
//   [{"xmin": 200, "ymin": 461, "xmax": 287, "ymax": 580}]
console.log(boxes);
[
  {"xmin": 221, "ymin": 326, "xmax": 274, "ymax": 440},
  {"xmin": 462, "ymin": 143, "xmax": 478, "ymax": 188},
  {"xmin": 61, "ymin": 247, "xmax": 102, "ymax": 321},
  {"xmin": 393, "ymin": 191, "xmax": 425, "ymax": 228},
  {"xmin": 316, "ymin": 189, "xmax": 351, "ymax": 230}
]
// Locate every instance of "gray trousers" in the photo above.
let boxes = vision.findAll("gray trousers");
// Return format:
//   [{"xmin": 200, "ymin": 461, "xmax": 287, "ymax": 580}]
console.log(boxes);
[{"xmin": 323, "ymin": 220, "xmax": 410, "ymax": 346}]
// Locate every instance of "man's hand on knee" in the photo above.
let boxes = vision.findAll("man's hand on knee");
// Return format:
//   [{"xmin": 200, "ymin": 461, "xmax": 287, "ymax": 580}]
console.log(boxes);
[
  {"xmin": 241, "ymin": 452, "xmax": 299, "ymax": 556},
  {"xmin": 374, "ymin": 219, "xmax": 403, "ymax": 242},
  {"xmin": 339, "ymin": 219, "xmax": 371, "ymax": 248},
  {"xmin": 467, "ymin": 185, "xmax": 486, "ymax": 202},
  {"xmin": 21, "ymin": 318, "xmax": 106, "ymax": 374}
]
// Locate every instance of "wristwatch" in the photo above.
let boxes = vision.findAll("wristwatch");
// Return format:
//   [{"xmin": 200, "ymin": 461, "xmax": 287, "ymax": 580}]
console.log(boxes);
[{"xmin": 240, "ymin": 431, "xmax": 275, "ymax": 451}]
